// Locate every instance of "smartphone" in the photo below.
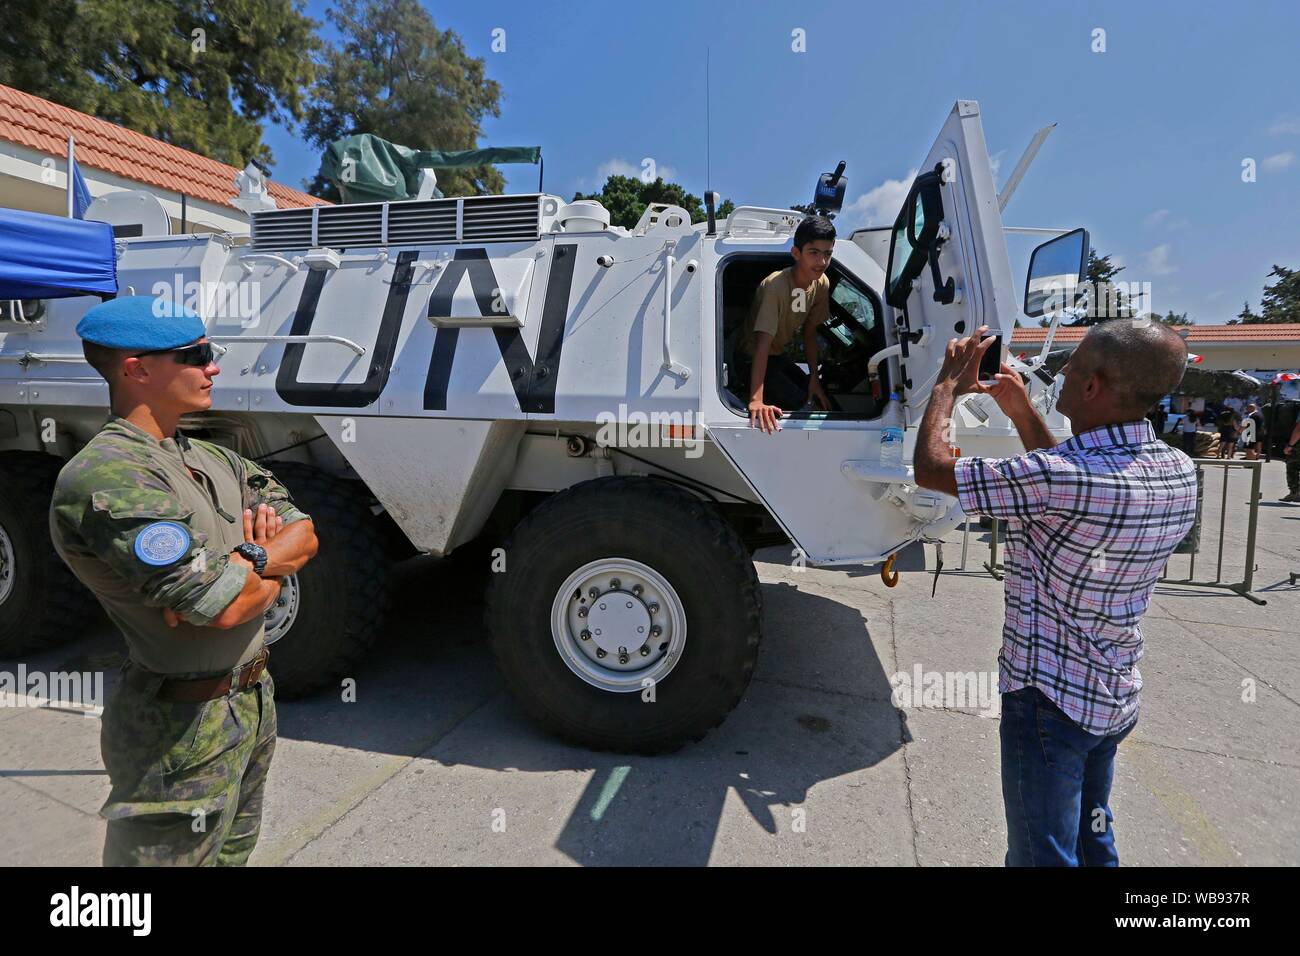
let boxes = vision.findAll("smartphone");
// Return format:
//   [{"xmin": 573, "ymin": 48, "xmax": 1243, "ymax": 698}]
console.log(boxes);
[{"xmin": 977, "ymin": 331, "xmax": 1004, "ymax": 384}]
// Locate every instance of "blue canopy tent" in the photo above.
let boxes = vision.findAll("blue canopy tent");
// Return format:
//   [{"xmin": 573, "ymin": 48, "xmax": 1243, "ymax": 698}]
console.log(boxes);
[{"xmin": 0, "ymin": 207, "xmax": 118, "ymax": 301}]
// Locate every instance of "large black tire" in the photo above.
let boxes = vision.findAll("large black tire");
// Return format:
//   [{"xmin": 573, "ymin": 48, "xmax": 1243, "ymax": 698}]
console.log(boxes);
[
  {"xmin": 259, "ymin": 461, "xmax": 392, "ymax": 698},
  {"xmin": 0, "ymin": 451, "xmax": 102, "ymax": 655},
  {"xmin": 486, "ymin": 476, "xmax": 763, "ymax": 754}
]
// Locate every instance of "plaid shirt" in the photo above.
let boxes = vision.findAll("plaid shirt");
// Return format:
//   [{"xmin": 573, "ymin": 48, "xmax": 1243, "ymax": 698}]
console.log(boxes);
[{"xmin": 954, "ymin": 420, "xmax": 1197, "ymax": 735}]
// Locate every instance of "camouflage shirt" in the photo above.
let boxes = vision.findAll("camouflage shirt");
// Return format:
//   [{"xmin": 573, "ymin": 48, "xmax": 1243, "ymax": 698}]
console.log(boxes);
[{"xmin": 50, "ymin": 417, "xmax": 310, "ymax": 675}]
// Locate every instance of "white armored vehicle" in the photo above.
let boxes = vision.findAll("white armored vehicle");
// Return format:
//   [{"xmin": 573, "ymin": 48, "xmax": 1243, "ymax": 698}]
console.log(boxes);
[{"xmin": 0, "ymin": 102, "xmax": 1083, "ymax": 752}]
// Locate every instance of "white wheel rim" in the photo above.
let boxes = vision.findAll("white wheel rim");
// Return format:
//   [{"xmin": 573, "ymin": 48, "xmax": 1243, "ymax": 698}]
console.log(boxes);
[
  {"xmin": 0, "ymin": 525, "xmax": 14, "ymax": 607},
  {"xmin": 263, "ymin": 574, "xmax": 300, "ymax": 645},
  {"xmin": 550, "ymin": 557, "xmax": 687, "ymax": 693}
]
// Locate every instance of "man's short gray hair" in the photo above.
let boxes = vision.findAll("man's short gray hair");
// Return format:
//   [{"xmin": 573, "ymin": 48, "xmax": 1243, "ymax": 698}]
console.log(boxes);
[{"xmin": 1079, "ymin": 319, "xmax": 1188, "ymax": 413}]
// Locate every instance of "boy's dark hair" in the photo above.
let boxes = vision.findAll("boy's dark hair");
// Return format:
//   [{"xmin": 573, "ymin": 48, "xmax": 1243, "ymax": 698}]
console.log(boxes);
[{"xmin": 793, "ymin": 216, "xmax": 836, "ymax": 249}]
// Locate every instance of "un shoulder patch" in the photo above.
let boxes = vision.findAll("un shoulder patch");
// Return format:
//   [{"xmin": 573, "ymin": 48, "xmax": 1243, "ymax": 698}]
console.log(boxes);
[{"xmin": 133, "ymin": 521, "xmax": 191, "ymax": 566}]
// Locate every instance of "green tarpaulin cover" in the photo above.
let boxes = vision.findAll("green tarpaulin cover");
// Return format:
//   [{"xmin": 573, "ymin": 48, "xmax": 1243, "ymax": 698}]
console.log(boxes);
[{"xmin": 319, "ymin": 134, "xmax": 541, "ymax": 203}]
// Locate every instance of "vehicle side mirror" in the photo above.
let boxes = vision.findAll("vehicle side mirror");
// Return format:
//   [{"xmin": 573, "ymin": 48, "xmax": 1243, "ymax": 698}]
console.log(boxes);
[{"xmin": 1024, "ymin": 228, "xmax": 1088, "ymax": 318}]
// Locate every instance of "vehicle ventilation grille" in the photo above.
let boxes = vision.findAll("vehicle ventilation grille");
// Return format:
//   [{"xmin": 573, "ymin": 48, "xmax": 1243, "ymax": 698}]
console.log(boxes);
[{"xmin": 251, "ymin": 195, "xmax": 542, "ymax": 251}]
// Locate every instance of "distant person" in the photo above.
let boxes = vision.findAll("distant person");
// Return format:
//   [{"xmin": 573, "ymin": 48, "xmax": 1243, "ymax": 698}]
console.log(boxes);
[
  {"xmin": 1282, "ymin": 418, "xmax": 1300, "ymax": 503},
  {"xmin": 913, "ymin": 320, "xmax": 1196, "ymax": 866},
  {"xmin": 738, "ymin": 216, "xmax": 836, "ymax": 433},
  {"xmin": 1147, "ymin": 403, "xmax": 1167, "ymax": 436},
  {"xmin": 1241, "ymin": 403, "xmax": 1265, "ymax": 460},
  {"xmin": 1216, "ymin": 407, "xmax": 1239, "ymax": 459},
  {"xmin": 1179, "ymin": 409, "xmax": 1199, "ymax": 456}
]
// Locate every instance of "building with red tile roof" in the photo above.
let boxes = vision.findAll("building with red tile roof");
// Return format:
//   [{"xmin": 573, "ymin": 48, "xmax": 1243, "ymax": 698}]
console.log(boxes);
[
  {"xmin": 0, "ymin": 83, "xmax": 324, "ymax": 234},
  {"xmin": 1009, "ymin": 322, "xmax": 1300, "ymax": 377}
]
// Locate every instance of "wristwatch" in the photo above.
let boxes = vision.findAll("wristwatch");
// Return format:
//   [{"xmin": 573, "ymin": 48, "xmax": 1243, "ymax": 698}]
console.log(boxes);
[{"xmin": 234, "ymin": 542, "xmax": 268, "ymax": 576}]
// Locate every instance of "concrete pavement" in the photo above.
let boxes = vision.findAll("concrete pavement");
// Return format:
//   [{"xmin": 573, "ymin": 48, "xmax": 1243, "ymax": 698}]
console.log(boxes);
[{"xmin": 2, "ymin": 458, "xmax": 1296, "ymax": 866}]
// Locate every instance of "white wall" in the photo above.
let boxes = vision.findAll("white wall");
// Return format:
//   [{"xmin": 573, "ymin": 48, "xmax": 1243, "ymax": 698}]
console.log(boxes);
[{"xmin": 0, "ymin": 140, "xmax": 251, "ymax": 234}]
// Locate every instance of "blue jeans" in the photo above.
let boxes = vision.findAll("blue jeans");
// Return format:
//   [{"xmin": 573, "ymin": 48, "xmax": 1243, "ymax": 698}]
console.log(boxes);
[{"xmin": 1000, "ymin": 687, "xmax": 1135, "ymax": 866}]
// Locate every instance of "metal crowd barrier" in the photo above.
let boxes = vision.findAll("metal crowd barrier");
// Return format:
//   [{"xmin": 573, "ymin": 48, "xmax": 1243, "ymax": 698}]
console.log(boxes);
[
  {"xmin": 961, "ymin": 458, "xmax": 1265, "ymax": 604},
  {"xmin": 1161, "ymin": 458, "xmax": 1265, "ymax": 605}
]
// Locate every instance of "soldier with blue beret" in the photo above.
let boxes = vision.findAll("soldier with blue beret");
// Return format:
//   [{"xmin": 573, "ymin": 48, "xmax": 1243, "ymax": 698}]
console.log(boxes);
[{"xmin": 49, "ymin": 295, "xmax": 319, "ymax": 866}]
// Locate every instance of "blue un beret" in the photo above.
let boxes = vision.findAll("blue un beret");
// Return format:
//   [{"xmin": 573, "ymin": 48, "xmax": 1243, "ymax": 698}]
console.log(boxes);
[{"xmin": 75, "ymin": 295, "xmax": 206, "ymax": 350}]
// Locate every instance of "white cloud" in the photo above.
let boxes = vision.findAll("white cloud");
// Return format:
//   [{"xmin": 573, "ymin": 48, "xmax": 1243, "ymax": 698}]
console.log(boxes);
[
  {"xmin": 1261, "ymin": 152, "xmax": 1296, "ymax": 172},
  {"xmin": 593, "ymin": 157, "xmax": 677, "ymax": 183},
  {"xmin": 1144, "ymin": 208, "xmax": 1170, "ymax": 227},
  {"xmin": 839, "ymin": 168, "xmax": 918, "ymax": 229},
  {"xmin": 1143, "ymin": 244, "xmax": 1176, "ymax": 275},
  {"xmin": 1269, "ymin": 116, "xmax": 1300, "ymax": 135}
]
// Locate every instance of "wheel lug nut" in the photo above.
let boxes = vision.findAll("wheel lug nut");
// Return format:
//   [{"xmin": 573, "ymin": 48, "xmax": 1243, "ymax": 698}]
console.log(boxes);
[
  {"xmin": 650, "ymin": 625, "xmax": 662, "ymax": 637},
  {"xmin": 596, "ymin": 648, "xmax": 607, "ymax": 658},
  {"xmin": 618, "ymin": 654, "xmax": 629, "ymax": 665},
  {"xmin": 580, "ymin": 629, "xmax": 591, "ymax": 640},
  {"xmin": 648, "ymin": 603, "xmax": 659, "ymax": 614},
  {"xmin": 632, "ymin": 584, "xmax": 643, "ymax": 596},
  {"xmin": 589, "ymin": 587, "xmax": 600, "ymax": 598},
  {"xmin": 610, "ymin": 578, "xmax": 621, "ymax": 589},
  {"xmin": 639, "ymin": 646, "xmax": 650, "ymax": 656},
  {"xmin": 578, "ymin": 606, "xmax": 588, "ymax": 618}
]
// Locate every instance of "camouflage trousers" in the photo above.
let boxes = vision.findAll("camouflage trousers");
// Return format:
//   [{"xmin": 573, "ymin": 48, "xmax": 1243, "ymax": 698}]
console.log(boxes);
[
  {"xmin": 1287, "ymin": 443, "xmax": 1300, "ymax": 494},
  {"xmin": 99, "ymin": 663, "xmax": 277, "ymax": 866}
]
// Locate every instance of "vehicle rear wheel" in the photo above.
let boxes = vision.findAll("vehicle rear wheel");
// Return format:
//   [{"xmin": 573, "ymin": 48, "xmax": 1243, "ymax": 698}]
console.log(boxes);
[
  {"xmin": 486, "ymin": 476, "xmax": 763, "ymax": 754},
  {"xmin": 258, "ymin": 462, "xmax": 392, "ymax": 698},
  {"xmin": 0, "ymin": 452, "xmax": 102, "ymax": 655}
]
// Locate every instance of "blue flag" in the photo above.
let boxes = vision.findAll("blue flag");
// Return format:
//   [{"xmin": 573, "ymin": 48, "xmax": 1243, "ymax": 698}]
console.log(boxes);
[{"xmin": 70, "ymin": 159, "xmax": 92, "ymax": 219}]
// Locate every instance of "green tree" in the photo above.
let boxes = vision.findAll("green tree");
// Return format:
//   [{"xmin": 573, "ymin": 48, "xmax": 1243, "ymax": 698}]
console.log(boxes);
[
  {"xmin": 1230, "ymin": 300, "xmax": 1261, "ymax": 324},
  {"xmin": 572, "ymin": 175, "xmax": 733, "ymax": 229},
  {"xmin": 1069, "ymin": 247, "xmax": 1134, "ymax": 324},
  {"xmin": 303, "ymin": 0, "xmax": 503, "ymax": 200},
  {"xmin": 1255, "ymin": 265, "xmax": 1300, "ymax": 323},
  {"xmin": 0, "ymin": 0, "xmax": 318, "ymax": 168}
]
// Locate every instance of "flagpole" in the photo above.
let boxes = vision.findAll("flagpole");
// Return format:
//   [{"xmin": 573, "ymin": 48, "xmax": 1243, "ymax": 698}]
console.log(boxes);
[{"xmin": 66, "ymin": 135, "xmax": 75, "ymax": 218}]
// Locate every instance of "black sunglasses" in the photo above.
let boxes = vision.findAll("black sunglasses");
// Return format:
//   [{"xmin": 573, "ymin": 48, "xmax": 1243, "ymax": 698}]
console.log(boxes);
[{"xmin": 131, "ymin": 342, "xmax": 220, "ymax": 366}]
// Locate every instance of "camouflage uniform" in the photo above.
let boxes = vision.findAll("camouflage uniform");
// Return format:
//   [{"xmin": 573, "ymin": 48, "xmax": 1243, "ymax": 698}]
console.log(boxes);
[{"xmin": 50, "ymin": 416, "xmax": 309, "ymax": 866}]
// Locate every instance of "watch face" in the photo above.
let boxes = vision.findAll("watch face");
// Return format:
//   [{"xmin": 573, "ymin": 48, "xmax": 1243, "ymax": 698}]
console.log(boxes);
[{"xmin": 238, "ymin": 543, "xmax": 267, "ymax": 569}]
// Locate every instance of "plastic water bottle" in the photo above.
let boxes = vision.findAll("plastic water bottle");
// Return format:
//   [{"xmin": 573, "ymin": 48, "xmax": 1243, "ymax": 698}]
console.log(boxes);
[{"xmin": 880, "ymin": 391, "xmax": 905, "ymax": 467}]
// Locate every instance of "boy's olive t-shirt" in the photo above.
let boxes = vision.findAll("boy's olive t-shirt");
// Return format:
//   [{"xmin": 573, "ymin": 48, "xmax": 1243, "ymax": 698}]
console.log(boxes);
[{"xmin": 741, "ymin": 267, "xmax": 831, "ymax": 357}]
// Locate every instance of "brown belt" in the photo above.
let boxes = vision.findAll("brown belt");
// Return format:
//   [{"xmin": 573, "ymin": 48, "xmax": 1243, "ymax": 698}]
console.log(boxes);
[{"xmin": 154, "ymin": 652, "xmax": 269, "ymax": 703}]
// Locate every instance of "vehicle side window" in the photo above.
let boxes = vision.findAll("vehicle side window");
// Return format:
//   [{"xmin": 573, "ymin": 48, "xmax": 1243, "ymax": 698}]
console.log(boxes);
[{"xmin": 830, "ymin": 275, "xmax": 877, "ymax": 333}]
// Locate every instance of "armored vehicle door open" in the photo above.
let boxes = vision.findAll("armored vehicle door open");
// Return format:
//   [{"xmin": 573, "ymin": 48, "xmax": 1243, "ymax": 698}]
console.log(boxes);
[{"xmin": 704, "ymin": 100, "xmax": 1018, "ymax": 564}]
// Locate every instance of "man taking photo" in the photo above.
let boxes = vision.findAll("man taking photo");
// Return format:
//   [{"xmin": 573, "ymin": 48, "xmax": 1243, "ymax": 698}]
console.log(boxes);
[{"xmin": 913, "ymin": 320, "xmax": 1196, "ymax": 866}]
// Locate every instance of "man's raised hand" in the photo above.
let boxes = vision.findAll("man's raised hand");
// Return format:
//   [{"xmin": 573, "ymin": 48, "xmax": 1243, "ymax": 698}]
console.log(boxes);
[
  {"xmin": 984, "ymin": 363, "xmax": 1032, "ymax": 417},
  {"xmin": 938, "ymin": 325, "xmax": 996, "ymax": 395}
]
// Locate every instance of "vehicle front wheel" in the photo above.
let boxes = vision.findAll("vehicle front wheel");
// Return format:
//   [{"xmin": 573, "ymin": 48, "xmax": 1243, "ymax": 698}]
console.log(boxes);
[
  {"xmin": 0, "ymin": 452, "xmax": 101, "ymax": 655},
  {"xmin": 486, "ymin": 476, "xmax": 763, "ymax": 754}
]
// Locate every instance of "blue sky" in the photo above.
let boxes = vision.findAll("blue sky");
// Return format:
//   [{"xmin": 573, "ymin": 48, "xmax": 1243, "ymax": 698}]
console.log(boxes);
[{"xmin": 261, "ymin": 0, "xmax": 1300, "ymax": 324}]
